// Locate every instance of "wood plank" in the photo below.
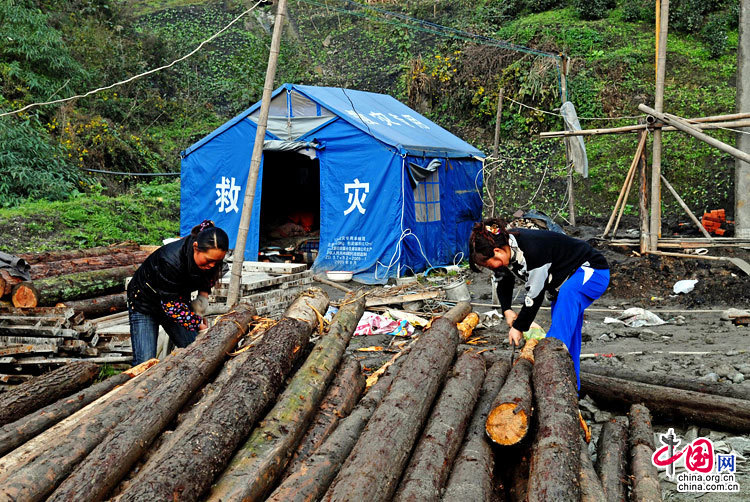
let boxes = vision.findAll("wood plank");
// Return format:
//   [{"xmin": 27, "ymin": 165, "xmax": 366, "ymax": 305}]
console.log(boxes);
[
  {"xmin": 241, "ymin": 262, "xmax": 307, "ymax": 274},
  {"xmin": 0, "ymin": 357, "xmax": 17, "ymax": 364},
  {"xmin": 3, "ymin": 356, "xmax": 132, "ymax": 365},
  {"xmin": 0, "ymin": 315, "xmax": 68, "ymax": 326},
  {"xmin": 365, "ymin": 291, "xmax": 444, "ymax": 307},
  {"xmin": 0, "ymin": 325, "xmax": 78, "ymax": 338},
  {"xmin": 0, "ymin": 335, "xmax": 64, "ymax": 346},
  {"xmin": 0, "ymin": 345, "xmax": 57, "ymax": 356}
]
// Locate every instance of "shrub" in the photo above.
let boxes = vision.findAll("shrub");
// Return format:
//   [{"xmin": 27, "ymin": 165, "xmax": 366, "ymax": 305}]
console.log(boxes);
[
  {"xmin": 701, "ymin": 12, "xmax": 729, "ymax": 58},
  {"xmin": 0, "ymin": 117, "xmax": 88, "ymax": 206},
  {"xmin": 573, "ymin": 0, "xmax": 615, "ymax": 20}
]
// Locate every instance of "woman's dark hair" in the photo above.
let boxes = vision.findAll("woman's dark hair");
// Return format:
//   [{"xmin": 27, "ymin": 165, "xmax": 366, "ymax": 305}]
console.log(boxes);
[
  {"xmin": 190, "ymin": 220, "xmax": 229, "ymax": 252},
  {"xmin": 468, "ymin": 218, "xmax": 514, "ymax": 272}
]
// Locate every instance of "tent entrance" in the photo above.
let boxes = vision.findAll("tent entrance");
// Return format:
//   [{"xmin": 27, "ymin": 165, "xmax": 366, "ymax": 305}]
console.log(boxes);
[{"xmin": 258, "ymin": 150, "xmax": 321, "ymax": 264}]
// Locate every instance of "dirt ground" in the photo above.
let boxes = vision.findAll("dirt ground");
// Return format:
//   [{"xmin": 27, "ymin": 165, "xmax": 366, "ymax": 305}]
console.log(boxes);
[{"xmin": 321, "ymin": 224, "xmax": 750, "ymax": 502}]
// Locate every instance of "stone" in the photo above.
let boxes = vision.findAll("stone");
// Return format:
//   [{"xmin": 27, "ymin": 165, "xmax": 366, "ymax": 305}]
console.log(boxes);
[
  {"xmin": 715, "ymin": 364, "xmax": 735, "ymax": 378},
  {"xmin": 734, "ymin": 363, "xmax": 750, "ymax": 375},
  {"xmin": 732, "ymin": 373, "xmax": 745, "ymax": 384},
  {"xmin": 698, "ymin": 372, "xmax": 720, "ymax": 383},
  {"xmin": 594, "ymin": 410, "xmax": 612, "ymax": 423}
]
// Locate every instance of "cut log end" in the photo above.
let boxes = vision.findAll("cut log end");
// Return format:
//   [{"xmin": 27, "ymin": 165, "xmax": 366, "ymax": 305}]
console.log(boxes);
[
  {"xmin": 11, "ymin": 283, "xmax": 39, "ymax": 308},
  {"xmin": 486, "ymin": 403, "xmax": 529, "ymax": 445}
]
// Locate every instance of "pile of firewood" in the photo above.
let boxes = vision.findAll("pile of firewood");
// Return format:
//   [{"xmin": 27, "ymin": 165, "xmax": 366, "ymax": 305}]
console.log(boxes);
[{"xmin": 0, "ymin": 243, "xmax": 149, "ymax": 380}]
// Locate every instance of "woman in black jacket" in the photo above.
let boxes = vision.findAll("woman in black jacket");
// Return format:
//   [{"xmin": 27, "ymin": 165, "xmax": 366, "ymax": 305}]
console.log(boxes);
[
  {"xmin": 127, "ymin": 220, "xmax": 228, "ymax": 365},
  {"xmin": 469, "ymin": 218, "xmax": 609, "ymax": 388}
]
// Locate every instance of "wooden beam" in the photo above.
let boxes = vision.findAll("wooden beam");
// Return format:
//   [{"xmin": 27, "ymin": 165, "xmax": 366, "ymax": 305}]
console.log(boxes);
[
  {"xmin": 540, "ymin": 118, "xmax": 750, "ymax": 138},
  {"xmin": 660, "ymin": 175, "xmax": 713, "ymax": 239},
  {"xmin": 365, "ymin": 291, "xmax": 443, "ymax": 307}
]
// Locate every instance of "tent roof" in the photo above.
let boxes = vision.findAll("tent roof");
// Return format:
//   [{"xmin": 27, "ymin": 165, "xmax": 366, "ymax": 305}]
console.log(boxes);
[{"xmin": 182, "ymin": 84, "xmax": 485, "ymax": 159}]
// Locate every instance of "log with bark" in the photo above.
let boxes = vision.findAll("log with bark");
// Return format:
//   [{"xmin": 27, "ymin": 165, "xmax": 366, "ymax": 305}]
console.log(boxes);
[
  {"xmin": 17, "ymin": 242, "xmax": 140, "ymax": 264},
  {"xmin": 0, "ymin": 360, "xmax": 157, "ymax": 457},
  {"xmin": 0, "ymin": 359, "xmax": 164, "ymax": 486},
  {"xmin": 392, "ymin": 350, "xmax": 486, "ymax": 502},
  {"xmin": 628, "ymin": 404, "xmax": 662, "ymax": 502},
  {"xmin": 596, "ymin": 416, "xmax": 629, "ymax": 502},
  {"xmin": 57, "ymin": 292, "xmax": 128, "ymax": 318},
  {"xmin": 582, "ymin": 362, "xmax": 750, "ymax": 402},
  {"xmin": 30, "ymin": 251, "xmax": 150, "ymax": 280},
  {"xmin": 265, "ymin": 354, "xmax": 405, "ymax": 502},
  {"xmin": 580, "ymin": 437, "xmax": 606, "ymax": 502},
  {"xmin": 0, "ymin": 303, "xmax": 254, "ymax": 502},
  {"xmin": 322, "ymin": 315, "xmax": 460, "ymax": 502},
  {"xmin": 11, "ymin": 264, "xmax": 139, "ymax": 308},
  {"xmin": 580, "ymin": 373, "xmax": 750, "ymax": 432},
  {"xmin": 0, "ymin": 360, "xmax": 99, "ymax": 426},
  {"xmin": 0, "ymin": 270, "xmax": 22, "ymax": 297},
  {"xmin": 442, "ymin": 359, "xmax": 511, "ymax": 502},
  {"xmin": 283, "ymin": 355, "xmax": 365, "ymax": 477},
  {"xmin": 527, "ymin": 337, "xmax": 581, "ymax": 502},
  {"xmin": 486, "ymin": 338, "xmax": 539, "ymax": 446},
  {"xmin": 205, "ymin": 293, "xmax": 360, "ymax": 502},
  {"xmin": 113, "ymin": 290, "xmax": 329, "ymax": 502}
]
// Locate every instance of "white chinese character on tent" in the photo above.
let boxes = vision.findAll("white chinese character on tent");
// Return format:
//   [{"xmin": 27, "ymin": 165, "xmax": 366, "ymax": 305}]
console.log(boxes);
[
  {"xmin": 215, "ymin": 176, "xmax": 241, "ymax": 213},
  {"xmin": 344, "ymin": 178, "xmax": 369, "ymax": 215}
]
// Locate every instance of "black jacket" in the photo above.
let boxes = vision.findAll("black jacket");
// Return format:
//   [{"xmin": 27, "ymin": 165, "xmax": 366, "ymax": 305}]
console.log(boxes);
[
  {"xmin": 127, "ymin": 236, "xmax": 222, "ymax": 316},
  {"xmin": 495, "ymin": 229, "xmax": 608, "ymax": 332}
]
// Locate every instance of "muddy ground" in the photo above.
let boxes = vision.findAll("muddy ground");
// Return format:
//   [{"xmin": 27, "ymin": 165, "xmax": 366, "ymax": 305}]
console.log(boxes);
[{"xmin": 320, "ymin": 224, "xmax": 750, "ymax": 501}]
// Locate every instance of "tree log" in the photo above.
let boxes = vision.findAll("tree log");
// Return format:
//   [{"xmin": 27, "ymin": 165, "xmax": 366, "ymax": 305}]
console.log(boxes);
[
  {"xmin": 0, "ymin": 303, "xmax": 254, "ymax": 502},
  {"xmin": 393, "ymin": 350, "xmax": 486, "ymax": 502},
  {"xmin": 596, "ymin": 416, "xmax": 629, "ymax": 502},
  {"xmin": 11, "ymin": 264, "xmax": 139, "ymax": 308},
  {"xmin": 582, "ymin": 362, "xmax": 750, "ymax": 401},
  {"xmin": 442, "ymin": 301, "xmax": 472, "ymax": 323},
  {"xmin": 283, "ymin": 355, "xmax": 365, "ymax": 477},
  {"xmin": 57, "ymin": 292, "xmax": 128, "ymax": 318},
  {"xmin": 0, "ymin": 359, "xmax": 163, "ymax": 486},
  {"xmin": 205, "ymin": 293, "xmax": 358, "ymax": 502},
  {"xmin": 486, "ymin": 338, "xmax": 538, "ymax": 445},
  {"xmin": 0, "ymin": 269, "xmax": 22, "ymax": 297},
  {"xmin": 442, "ymin": 359, "xmax": 511, "ymax": 502},
  {"xmin": 30, "ymin": 251, "xmax": 150, "ymax": 280},
  {"xmin": 113, "ymin": 290, "xmax": 328, "ymax": 502},
  {"xmin": 580, "ymin": 373, "xmax": 750, "ymax": 432},
  {"xmin": 265, "ymin": 354, "xmax": 405, "ymax": 502},
  {"xmin": 528, "ymin": 337, "xmax": 581, "ymax": 502},
  {"xmin": 322, "ymin": 315, "xmax": 460, "ymax": 502},
  {"xmin": 0, "ymin": 360, "xmax": 99, "ymax": 426},
  {"xmin": 628, "ymin": 405, "xmax": 662, "ymax": 502},
  {"xmin": 0, "ymin": 360, "xmax": 157, "ymax": 457},
  {"xmin": 17, "ymin": 242, "xmax": 140, "ymax": 264},
  {"xmin": 580, "ymin": 437, "xmax": 606, "ymax": 502}
]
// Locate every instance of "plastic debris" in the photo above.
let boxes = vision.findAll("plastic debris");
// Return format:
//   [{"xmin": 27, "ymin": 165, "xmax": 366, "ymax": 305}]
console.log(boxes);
[
  {"xmin": 603, "ymin": 307, "xmax": 667, "ymax": 328},
  {"xmin": 673, "ymin": 279, "xmax": 699, "ymax": 295}
]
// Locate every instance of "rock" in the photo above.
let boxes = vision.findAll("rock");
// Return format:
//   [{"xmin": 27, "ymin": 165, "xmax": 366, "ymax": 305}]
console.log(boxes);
[
  {"xmin": 725, "ymin": 437, "xmax": 750, "ymax": 456},
  {"xmin": 735, "ymin": 363, "xmax": 750, "ymax": 375},
  {"xmin": 698, "ymin": 372, "xmax": 720, "ymax": 383},
  {"xmin": 599, "ymin": 334, "xmax": 611, "ymax": 341},
  {"xmin": 715, "ymin": 364, "xmax": 735, "ymax": 378},
  {"xmin": 579, "ymin": 394, "xmax": 600, "ymax": 414},
  {"xmin": 638, "ymin": 330, "xmax": 661, "ymax": 342},
  {"xmin": 594, "ymin": 410, "xmax": 612, "ymax": 423},
  {"xmin": 732, "ymin": 373, "xmax": 745, "ymax": 384},
  {"xmin": 726, "ymin": 350, "xmax": 741, "ymax": 356},
  {"xmin": 721, "ymin": 308, "xmax": 750, "ymax": 321},
  {"xmin": 705, "ymin": 337, "xmax": 716, "ymax": 345}
]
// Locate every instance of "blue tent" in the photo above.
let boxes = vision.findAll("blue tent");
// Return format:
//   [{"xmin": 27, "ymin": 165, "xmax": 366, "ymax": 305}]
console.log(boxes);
[{"xmin": 181, "ymin": 84, "xmax": 484, "ymax": 282}]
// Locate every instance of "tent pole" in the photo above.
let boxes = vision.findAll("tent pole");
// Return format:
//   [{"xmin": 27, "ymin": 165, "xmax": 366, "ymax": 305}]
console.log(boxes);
[{"xmin": 226, "ymin": 0, "xmax": 287, "ymax": 307}]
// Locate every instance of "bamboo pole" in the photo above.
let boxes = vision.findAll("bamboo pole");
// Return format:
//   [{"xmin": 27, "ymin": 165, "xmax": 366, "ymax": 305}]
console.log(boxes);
[
  {"xmin": 637, "ymin": 105, "xmax": 750, "ymax": 165},
  {"xmin": 560, "ymin": 55, "xmax": 576, "ymax": 226},
  {"xmin": 493, "ymin": 88, "xmax": 504, "ymax": 157},
  {"xmin": 612, "ymin": 161, "xmax": 636, "ymax": 237},
  {"xmin": 659, "ymin": 175, "xmax": 713, "ymax": 239},
  {"xmin": 639, "ymin": 145, "xmax": 649, "ymax": 254},
  {"xmin": 650, "ymin": 0, "xmax": 669, "ymax": 250},
  {"xmin": 602, "ymin": 132, "xmax": 648, "ymax": 238},
  {"xmin": 539, "ymin": 118, "xmax": 750, "ymax": 138},
  {"xmin": 226, "ymin": 0, "xmax": 287, "ymax": 307}
]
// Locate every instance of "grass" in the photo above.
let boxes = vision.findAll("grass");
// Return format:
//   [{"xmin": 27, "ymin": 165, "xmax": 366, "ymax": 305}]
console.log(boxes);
[{"xmin": 0, "ymin": 180, "xmax": 181, "ymax": 253}]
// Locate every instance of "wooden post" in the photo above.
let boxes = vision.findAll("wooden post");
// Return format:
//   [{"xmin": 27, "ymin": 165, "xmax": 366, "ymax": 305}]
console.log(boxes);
[
  {"xmin": 650, "ymin": 0, "xmax": 669, "ymax": 250},
  {"xmin": 493, "ymin": 88, "xmax": 504, "ymax": 158},
  {"xmin": 639, "ymin": 144, "xmax": 650, "ymax": 253},
  {"xmin": 226, "ymin": 0, "xmax": 287, "ymax": 307},
  {"xmin": 602, "ymin": 131, "xmax": 647, "ymax": 238},
  {"xmin": 560, "ymin": 54, "xmax": 576, "ymax": 226}
]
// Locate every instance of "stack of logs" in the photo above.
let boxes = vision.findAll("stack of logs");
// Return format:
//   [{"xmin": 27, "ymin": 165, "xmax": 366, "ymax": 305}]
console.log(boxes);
[
  {"xmin": 0, "ymin": 243, "xmax": 150, "ymax": 378},
  {"xmin": 4, "ymin": 285, "xmax": 748, "ymax": 501}
]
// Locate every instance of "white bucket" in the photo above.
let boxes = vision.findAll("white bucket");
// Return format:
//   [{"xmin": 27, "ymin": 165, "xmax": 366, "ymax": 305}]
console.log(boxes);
[{"xmin": 444, "ymin": 280, "xmax": 471, "ymax": 302}]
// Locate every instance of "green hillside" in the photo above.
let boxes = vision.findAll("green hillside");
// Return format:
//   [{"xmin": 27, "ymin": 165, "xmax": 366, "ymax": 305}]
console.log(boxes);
[{"xmin": 0, "ymin": 0, "xmax": 741, "ymax": 248}]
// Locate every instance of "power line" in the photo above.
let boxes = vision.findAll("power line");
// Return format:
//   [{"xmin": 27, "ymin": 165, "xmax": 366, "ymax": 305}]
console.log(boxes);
[{"xmin": 0, "ymin": 1, "xmax": 265, "ymax": 118}]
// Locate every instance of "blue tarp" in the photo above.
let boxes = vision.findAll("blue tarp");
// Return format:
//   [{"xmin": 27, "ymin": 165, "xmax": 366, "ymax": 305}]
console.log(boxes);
[{"xmin": 181, "ymin": 84, "xmax": 484, "ymax": 282}]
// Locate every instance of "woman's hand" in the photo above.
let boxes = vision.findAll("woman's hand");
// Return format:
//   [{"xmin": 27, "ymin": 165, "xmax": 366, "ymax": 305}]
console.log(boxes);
[
  {"xmin": 508, "ymin": 327, "xmax": 523, "ymax": 347},
  {"xmin": 198, "ymin": 321, "xmax": 208, "ymax": 331},
  {"xmin": 503, "ymin": 309, "xmax": 517, "ymax": 327}
]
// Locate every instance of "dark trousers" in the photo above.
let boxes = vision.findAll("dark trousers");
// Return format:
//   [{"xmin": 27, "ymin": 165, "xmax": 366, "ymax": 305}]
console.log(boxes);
[{"xmin": 128, "ymin": 305, "xmax": 196, "ymax": 365}]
